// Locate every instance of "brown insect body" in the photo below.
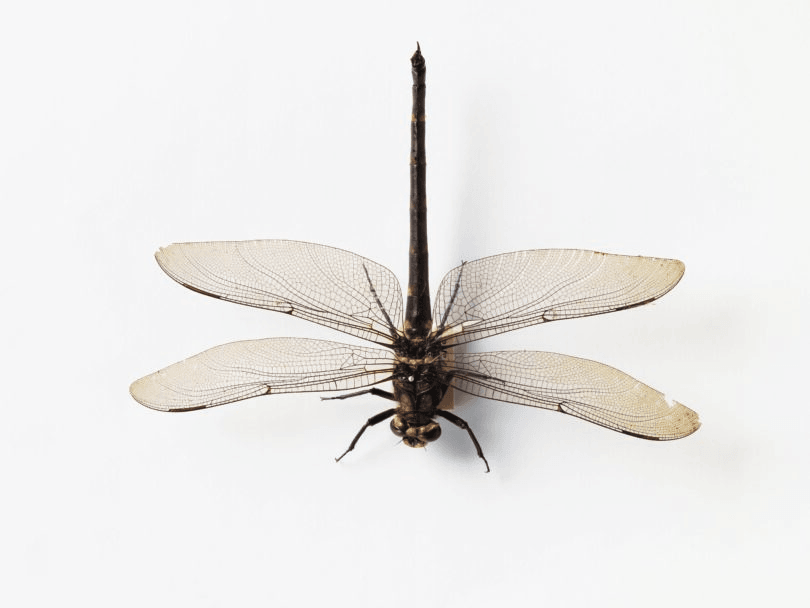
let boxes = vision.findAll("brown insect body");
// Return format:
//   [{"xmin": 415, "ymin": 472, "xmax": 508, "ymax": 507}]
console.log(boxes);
[{"xmin": 381, "ymin": 44, "xmax": 452, "ymax": 450}]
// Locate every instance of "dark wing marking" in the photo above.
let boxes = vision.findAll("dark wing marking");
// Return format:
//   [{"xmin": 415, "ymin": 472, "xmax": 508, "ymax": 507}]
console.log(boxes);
[
  {"xmin": 446, "ymin": 351, "xmax": 700, "ymax": 440},
  {"xmin": 155, "ymin": 240, "xmax": 403, "ymax": 344},
  {"xmin": 432, "ymin": 249, "xmax": 684, "ymax": 345},
  {"xmin": 130, "ymin": 338, "xmax": 396, "ymax": 412}
]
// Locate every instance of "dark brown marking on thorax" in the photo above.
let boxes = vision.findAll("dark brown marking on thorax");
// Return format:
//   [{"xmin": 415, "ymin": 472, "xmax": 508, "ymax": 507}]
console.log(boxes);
[{"xmin": 392, "ymin": 350, "xmax": 450, "ymax": 425}]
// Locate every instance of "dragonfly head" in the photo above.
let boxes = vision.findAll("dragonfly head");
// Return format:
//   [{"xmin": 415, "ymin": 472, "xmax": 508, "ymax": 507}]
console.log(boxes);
[{"xmin": 390, "ymin": 415, "xmax": 441, "ymax": 448}]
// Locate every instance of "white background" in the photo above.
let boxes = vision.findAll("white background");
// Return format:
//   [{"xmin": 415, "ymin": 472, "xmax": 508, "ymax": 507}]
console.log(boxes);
[{"xmin": 2, "ymin": 1, "xmax": 807, "ymax": 606}]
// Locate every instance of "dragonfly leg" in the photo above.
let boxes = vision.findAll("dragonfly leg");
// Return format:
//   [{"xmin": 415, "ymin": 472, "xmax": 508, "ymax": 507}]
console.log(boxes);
[
  {"xmin": 435, "ymin": 409, "xmax": 490, "ymax": 473},
  {"xmin": 321, "ymin": 388, "xmax": 395, "ymax": 401},
  {"xmin": 335, "ymin": 408, "xmax": 397, "ymax": 463}
]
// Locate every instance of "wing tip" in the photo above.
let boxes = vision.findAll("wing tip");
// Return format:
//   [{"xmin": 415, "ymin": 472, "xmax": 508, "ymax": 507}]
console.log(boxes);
[
  {"xmin": 129, "ymin": 376, "xmax": 171, "ymax": 412},
  {"xmin": 130, "ymin": 377, "xmax": 208, "ymax": 413},
  {"xmin": 671, "ymin": 400, "xmax": 701, "ymax": 439},
  {"xmin": 153, "ymin": 244, "xmax": 174, "ymax": 273},
  {"xmin": 669, "ymin": 258, "xmax": 686, "ymax": 284},
  {"xmin": 652, "ymin": 400, "xmax": 701, "ymax": 441}
]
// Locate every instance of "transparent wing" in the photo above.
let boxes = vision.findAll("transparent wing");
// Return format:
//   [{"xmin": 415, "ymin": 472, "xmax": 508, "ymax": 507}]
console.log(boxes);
[
  {"xmin": 447, "ymin": 351, "xmax": 699, "ymax": 440},
  {"xmin": 130, "ymin": 337, "xmax": 396, "ymax": 412},
  {"xmin": 433, "ymin": 249, "xmax": 684, "ymax": 345},
  {"xmin": 155, "ymin": 240, "xmax": 403, "ymax": 344}
]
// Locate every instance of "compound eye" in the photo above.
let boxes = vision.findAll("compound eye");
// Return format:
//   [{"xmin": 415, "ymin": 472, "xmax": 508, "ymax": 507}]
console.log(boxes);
[
  {"xmin": 389, "ymin": 416, "xmax": 407, "ymax": 437},
  {"xmin": 420, "ymin": 422, "xmax": 442, "ymax": 443}
]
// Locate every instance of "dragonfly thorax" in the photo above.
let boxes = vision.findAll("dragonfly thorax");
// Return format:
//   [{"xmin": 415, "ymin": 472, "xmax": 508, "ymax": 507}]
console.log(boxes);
[
  {"xmin": 392, "ymin": 356, "xmax": 450, "ymax": 409},
  {"xmin": 390, "ymin": 359, "xmax": 451, "ymax": 450}
]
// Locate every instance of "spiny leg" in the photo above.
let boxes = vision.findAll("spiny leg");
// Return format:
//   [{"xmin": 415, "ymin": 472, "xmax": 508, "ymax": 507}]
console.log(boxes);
[
  {"xmin": 335, "ymin": 408, "xmax": 397, "ymax": 463},
  {"xmin": 435, "ymin": 409, "xmax": 490, "ymax": 473},
  {"xmin": 321, "ymin": 388, "xmax": 395, "ymax": 402}
]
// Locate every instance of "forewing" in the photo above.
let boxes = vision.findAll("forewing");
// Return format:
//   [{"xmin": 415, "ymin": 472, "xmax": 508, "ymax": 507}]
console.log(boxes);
[
  {"xmin": 130, "ymin": 337, "xmax": 396, "ymax": 412},
  {"xmin": 446, "ymin": 351, "xmax": 699, "ymax": 440},
  {"xmin": 433, "ymin": 249, "xmax": 684, "ymax": 345},
  {"xmin": 156, "ymin": 240, "xmax": 403, "ymax": 344}
]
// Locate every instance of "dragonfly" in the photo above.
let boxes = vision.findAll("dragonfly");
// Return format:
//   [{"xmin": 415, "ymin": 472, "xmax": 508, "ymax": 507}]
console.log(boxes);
[{"xmin": 130, "ymin": 45, "xmax": 700, "ymax": 471}]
